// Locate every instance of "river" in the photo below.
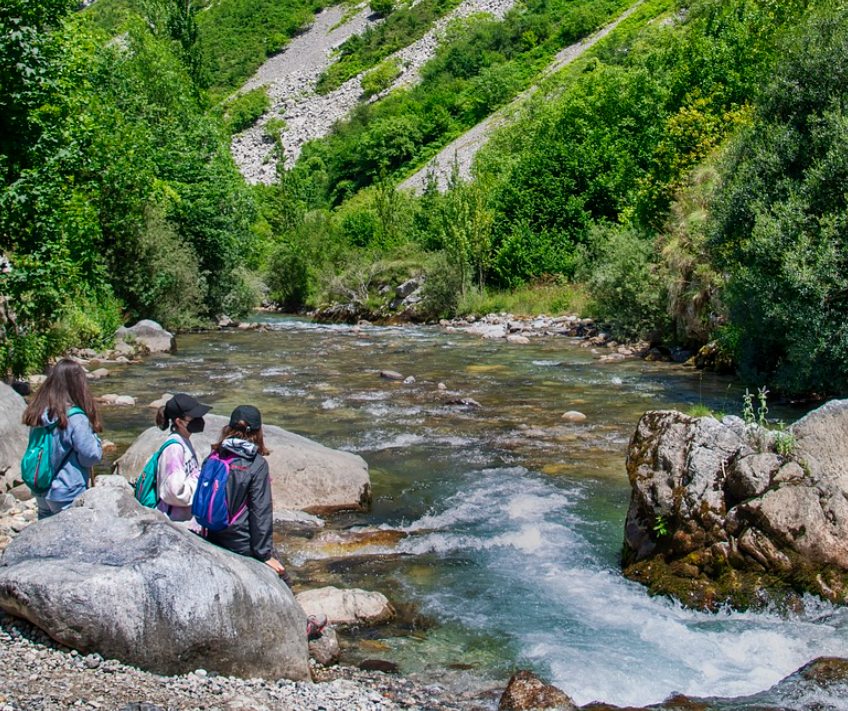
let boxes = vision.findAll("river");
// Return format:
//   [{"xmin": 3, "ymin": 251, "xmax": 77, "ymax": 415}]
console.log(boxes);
[{"xmin": 95, "ymin": 316, "xmax": 848, "ymax": 709}]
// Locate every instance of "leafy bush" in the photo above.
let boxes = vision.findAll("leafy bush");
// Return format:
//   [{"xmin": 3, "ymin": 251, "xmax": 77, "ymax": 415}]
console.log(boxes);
[
  {"xmin": 267, "ymin": 242, "xmax": 311, "ymax": 309},
  {"xmin": 420, "ymin": 252, "xmax": 463, "ymax": 318},
  {"xmin": 361, "ymin": 59, "xmax": 401, "ymax": 98},
  {"xmin": 584, "ymin": 225, "xmax": 669, "ymax": 341},
  {"xmin": 225, "ymin": 87, "xmax": 270, "ymax": 133}
]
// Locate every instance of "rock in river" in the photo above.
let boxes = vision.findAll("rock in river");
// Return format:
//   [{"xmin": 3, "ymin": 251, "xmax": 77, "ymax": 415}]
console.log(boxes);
[
  {"xmin": 114, "ymin": 319, "xmax": 175, "ymax": 355},
  {"xmin": 622, "ymin": 399, "xmax": 848, "ymax": 610},
  {"xmin": 0, "ymin": 487, "xmax": 309, "ymax": 680},
  {"xmin": 499, "ymin": 670, "xmax": 578, "ymax": 711},
  {"xmin": 296, "ymin": 586, "xmax": 395, "ymax": 626},
  {"xmin": 114, "ymin": 414, "xmax": 371, "ymax": 514}
]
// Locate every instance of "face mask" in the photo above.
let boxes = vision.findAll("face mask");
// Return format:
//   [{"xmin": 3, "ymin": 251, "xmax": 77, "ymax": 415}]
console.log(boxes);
[{"xmin": 186, "ymin": 417, "xmax": 205, "ymax": 434}]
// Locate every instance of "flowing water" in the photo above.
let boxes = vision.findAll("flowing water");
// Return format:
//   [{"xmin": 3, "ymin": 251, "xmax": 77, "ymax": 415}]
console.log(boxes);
[{"xmin": 95, "ymin": 317, "xmax": 848, "ymax": 709}]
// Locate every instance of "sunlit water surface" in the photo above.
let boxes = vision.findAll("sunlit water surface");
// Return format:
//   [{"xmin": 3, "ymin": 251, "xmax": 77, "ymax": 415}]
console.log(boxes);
[{"xmin": 95, "ymin": 317, "xmax": 848, "ymax": 708}]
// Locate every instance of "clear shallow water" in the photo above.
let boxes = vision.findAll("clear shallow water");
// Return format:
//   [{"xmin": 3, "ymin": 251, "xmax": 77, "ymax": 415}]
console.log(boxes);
[{"xmin": 95, "ymin": 316, "xmax": 848, "ymax": 708}]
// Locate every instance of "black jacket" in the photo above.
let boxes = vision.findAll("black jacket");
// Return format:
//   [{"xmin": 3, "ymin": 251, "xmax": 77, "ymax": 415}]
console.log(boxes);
[{"xmin": 204, "ymin": 438, "xmax": 273, "ymax": 562}]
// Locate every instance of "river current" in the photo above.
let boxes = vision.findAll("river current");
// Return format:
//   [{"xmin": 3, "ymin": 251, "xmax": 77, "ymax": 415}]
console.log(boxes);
[{"xmin": 97, "ymin": 316, "xmax": 848, "ymax": 708}]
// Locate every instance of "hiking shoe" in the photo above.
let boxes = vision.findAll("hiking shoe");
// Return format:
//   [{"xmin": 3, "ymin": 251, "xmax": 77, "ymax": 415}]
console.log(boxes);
[{"xmin": 306, "ymin": 614, "xmax": 328, "ymax": 640}]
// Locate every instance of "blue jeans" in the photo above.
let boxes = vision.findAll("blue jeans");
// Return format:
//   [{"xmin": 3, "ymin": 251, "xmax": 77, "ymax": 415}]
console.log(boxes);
[{"xmin": 35, "ymin": 496, "xmax": 74, "ymax": 520}]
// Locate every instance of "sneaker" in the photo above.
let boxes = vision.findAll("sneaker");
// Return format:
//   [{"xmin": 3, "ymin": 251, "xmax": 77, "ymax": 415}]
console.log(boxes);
[{"xmin": 306, "ymin": 614, "xmax": 328, "ymax": 640}]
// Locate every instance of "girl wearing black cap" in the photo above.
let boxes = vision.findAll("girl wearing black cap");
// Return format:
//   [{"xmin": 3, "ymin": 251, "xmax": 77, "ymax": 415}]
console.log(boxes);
[
  {"xmin": 154, "ymin": 393, "xmax": 211, "ymax": 522},
  {"xmin": 203, "ymin": 405, "xmax": 328, "ymax": 639},
  {"xmin": 202, "ymin": 405, "xmax": 285, "ymax": 574}
]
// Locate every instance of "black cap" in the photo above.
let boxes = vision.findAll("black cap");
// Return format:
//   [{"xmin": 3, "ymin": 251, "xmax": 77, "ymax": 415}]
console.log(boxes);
[
  {"xmin": 229, "ymin": 404, "xmax": 262, "ymax": 432},
  {"xmin": 165, "ymin": 393, "xmax": 211, "ymax": 421}
]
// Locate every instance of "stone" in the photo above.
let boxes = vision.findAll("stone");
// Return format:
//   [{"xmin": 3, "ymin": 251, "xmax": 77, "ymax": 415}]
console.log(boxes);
[
  {"xmin": 114, "ymin": 414, "xmax": 371, "ymax": 515},
  {"xmin": 295, "ymin": 586, "xmax": 394, "ymax": 626},
  {"xmin": 395, "ymin": 278, "xmax": 421, "ymax": 299},
  {"xmin": 725, "ymin": 453, "xmax": 782, "ymax": 505},
  {"xmin": 101, "ymin": 440, "xmax": 118, "ymax": 454},
  {"xmin": 560, "ymin": 411, "xmax": 586, "ymax": 423},
  {"xmin": 402, "ymin": 376, "xmax": 416, "ymax": 384},
  {"xmin": 622, "ymin": 401, "xmax": 848, "ymax": 609},
  {"xmin": 148, "ymin": 393, "xmax": 173, "ymax": 409},
  {"xmin": 0, "ymin": 487, "xmax": 309, "ymax": 680},
  {"xmin": 272, "ymin": 509, "xmax": 325, "ymax": 530},
  {"xmin": 498, "ymin": 671, "xmax": 578, "ymax": 711},
  {"xmin": 506, "ymin": 335, "xmax": 530, "ymax": 345},
  {"xmin": 379, "ymin": 370, "xmax": 404, "ymax": 381},
  {"xmin": 98, "ymin": 394, "xmax": 136, "ymax": 406},
  {"xmin": 87, "ymin": 369, "xmax": 110, "ymax": 380},
  {"xmin": 0, "ymin": 383, "xmax": 28, "ymax": 484},
  {"xmin": 114, "ymin": 320, "xmax": 176, "ymax": 356},
  {"xmin": 308, "ymin": 625, "xmax": 340, "ymax": 666},
  {"xmin": 446, "ymin": 397, "xmax": 483, "ymax": 409},
  {"xmin": 358, "ymin": 659, "xmax": 399, "ymax": 674},
  {"xmin": 93, "ymin": 475, "xmax": 132, "ymax": 491}
]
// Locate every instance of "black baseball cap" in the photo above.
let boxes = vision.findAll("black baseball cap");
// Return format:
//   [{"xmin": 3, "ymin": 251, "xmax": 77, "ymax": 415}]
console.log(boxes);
[
  {"xmin": 165, "ymin": 393, "xmax": 211, "ymax": 421},
  {"xmin": 229, "ymin": 404, "xmax": 262, "ymax": 432}
]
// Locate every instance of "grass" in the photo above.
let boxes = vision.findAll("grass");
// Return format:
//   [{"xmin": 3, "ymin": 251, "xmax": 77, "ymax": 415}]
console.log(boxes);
[{"xmin": 457, "ymin": 281, "xmax": 589, "ymax": 318}]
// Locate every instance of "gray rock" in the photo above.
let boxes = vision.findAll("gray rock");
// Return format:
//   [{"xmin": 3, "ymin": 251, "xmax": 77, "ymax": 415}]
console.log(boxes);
[
  {"xmin": 379, "ymin": 370, "xmax": 404, "ymax": 381},
  {"xmin": 93, "ymin": 475, "xmax": 132, "ymax": 491},
  {"xmin": 725, "ymin": 453, "xmax": 782, "ymax": 504},
  {"xmin": 0, "ymin": 383, "xmax": 28, "ymax": 483},
  {"xmin": 114, "ymin": 414, "xmax": 371, "ymax": 515},
  {"xmin": 308, "ymin": 625, "xmax": 340, "ymax": 666},
  {"xmin": 395, "ymin": 278, "xmax": 421, "ymax": 299},
  {"xmin": 624, "ymin": 400, "xmax": 848, "ymax": 608},
  {"xmin": 499, "ymin": 670, "xmax": 578, "ymax": 711},
  {"xmin": 0, "ymin": 487, "xmax": 309, "ymax": 680},
  {"xmin": 296, "ymin": 586, "xmax": 394, "ymax": 626},
  {"xmin": 114, "ymin": 320, "xmax": 175, "ymax": 355},
  {"xmin": 272, "ymin": 509, "xmax": 325, "ymax": 530}
]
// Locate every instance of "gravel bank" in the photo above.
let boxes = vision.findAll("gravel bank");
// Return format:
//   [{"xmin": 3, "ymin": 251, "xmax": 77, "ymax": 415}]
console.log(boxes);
[{"xmin": 0, "ymin": 611, "xmax": 495, "ymax": 711}]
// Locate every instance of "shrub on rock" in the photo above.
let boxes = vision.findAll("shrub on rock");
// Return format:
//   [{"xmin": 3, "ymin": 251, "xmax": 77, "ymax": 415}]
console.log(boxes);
[{"xmin": 0, "ymin": 487, "xmax": 309, "ymax": 680}]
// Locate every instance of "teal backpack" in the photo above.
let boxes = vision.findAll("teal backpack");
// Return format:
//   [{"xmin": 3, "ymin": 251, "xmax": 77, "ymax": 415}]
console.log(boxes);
[
  {"xmin": 21, "ymin": 406, "xmax": 86, "ymax": 494},
  {"xmin": 134, "ymin": 439, "xmax": 185, "ymax": 508}
]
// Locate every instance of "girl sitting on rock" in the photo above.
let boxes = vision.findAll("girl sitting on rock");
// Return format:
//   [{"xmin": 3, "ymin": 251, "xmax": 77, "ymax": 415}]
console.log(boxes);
[
  {"xmin": 22, "ymin": 359, "xmax": 102, "ymax": 519},
  {"xmin": 154, "ymin": 393, "xmax": 210, "ymax": 522},
  {"xmin": 201, "ymin": 405, "xmax": 326, "ymax": 638}
]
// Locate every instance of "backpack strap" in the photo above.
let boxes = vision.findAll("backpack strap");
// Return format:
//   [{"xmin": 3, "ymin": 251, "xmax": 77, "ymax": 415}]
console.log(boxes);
[{"xmin": 49, "ymin": 406, "xmax": 91, "ymax": 477}]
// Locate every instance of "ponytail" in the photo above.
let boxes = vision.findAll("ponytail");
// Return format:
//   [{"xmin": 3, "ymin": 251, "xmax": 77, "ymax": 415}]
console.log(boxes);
[{"xmin": 155, "ymin": 406, "xmax": 170, "ymax": 431}]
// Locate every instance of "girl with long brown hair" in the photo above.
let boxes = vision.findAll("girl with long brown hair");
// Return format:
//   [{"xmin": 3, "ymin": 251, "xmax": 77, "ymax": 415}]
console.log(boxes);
[{"xmin": 22, "ymin": 359, "xmax": 103, "ymax": 519}]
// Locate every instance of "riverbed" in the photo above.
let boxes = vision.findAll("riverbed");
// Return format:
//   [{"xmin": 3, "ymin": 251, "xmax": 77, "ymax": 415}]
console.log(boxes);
[{"xmin": 92, "ymin": 316, "xmax": 848, "ymax": 708}]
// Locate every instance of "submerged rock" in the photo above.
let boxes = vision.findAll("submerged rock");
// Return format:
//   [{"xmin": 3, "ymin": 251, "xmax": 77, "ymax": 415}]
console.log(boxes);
[
  {"xmin": 622, "ymin": 399, "xmax": 848, "ymax": 610},
  {"xmin": 498, "ymin": 671, "xmax": 578, "ymax": 711},
  {"xmin": 114, "ymin": 414, "xmax": 371, "ymax": 514},
  {"xmin": 0, "ymin": 487, "xmax": 309, "ymax": 680},
  {"xmin": 296, "ymin": 586, "xmax": 395, "ymax": 626},
  {"xmin": 0, "ymin": 383, "xmax": 28, "ymax": 491}
]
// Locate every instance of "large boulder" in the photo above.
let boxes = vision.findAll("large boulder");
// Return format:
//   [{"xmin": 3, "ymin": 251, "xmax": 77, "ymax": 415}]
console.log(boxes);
[
  {"xmin": 0, "ymin": 487, "xmax": 309, "ymax": 680},
  {"xmin": 622, "ymin": 400, "xmax": 848, "ymax": 610},
  {"xmin": 114, "ymin": 320, "xmax": 175, "ymax": 356},
  {"xmin": 0, "ymin": 383, "xmax": 28, "ymax": 491},
  {"xmin": 114, "ymin": 414, "xmax": 371, "ymax": 514}
]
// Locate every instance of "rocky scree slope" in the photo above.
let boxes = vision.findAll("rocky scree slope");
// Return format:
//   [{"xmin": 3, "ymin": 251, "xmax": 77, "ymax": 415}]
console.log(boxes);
[{"xmin": 231, "ymin": 0, "xmax": 517, "ymax": 184}]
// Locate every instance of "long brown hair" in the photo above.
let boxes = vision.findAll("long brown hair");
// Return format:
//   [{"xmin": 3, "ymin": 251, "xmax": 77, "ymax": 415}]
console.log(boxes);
[
  {"xmin": 22, "ymin": 359, "xmax": 102, "ymax": 432},
  {"xmin": 213, "ymin": 423, "xmax": 270, "ymax": 456}
]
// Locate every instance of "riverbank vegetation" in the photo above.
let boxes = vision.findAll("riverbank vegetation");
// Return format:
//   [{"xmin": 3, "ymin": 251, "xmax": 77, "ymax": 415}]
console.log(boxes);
[{"xmin": 3, "ymin": 0, "xmax": 847, "ymax": 399}]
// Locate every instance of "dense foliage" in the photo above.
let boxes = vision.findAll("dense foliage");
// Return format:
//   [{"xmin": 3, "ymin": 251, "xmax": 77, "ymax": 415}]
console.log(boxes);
[
  {"xmin": 709, "ymin": 5, "xmax": 848, "ymax": 395},
  {"xmin": 0, "ymin": 0, "xmax": 259, "ymax": 376}
]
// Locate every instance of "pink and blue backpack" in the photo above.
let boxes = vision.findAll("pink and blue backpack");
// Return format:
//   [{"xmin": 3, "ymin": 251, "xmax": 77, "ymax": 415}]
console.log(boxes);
[{"xmin": 192, "ymin": 452, "xmax": 247, "ymax": 532}]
